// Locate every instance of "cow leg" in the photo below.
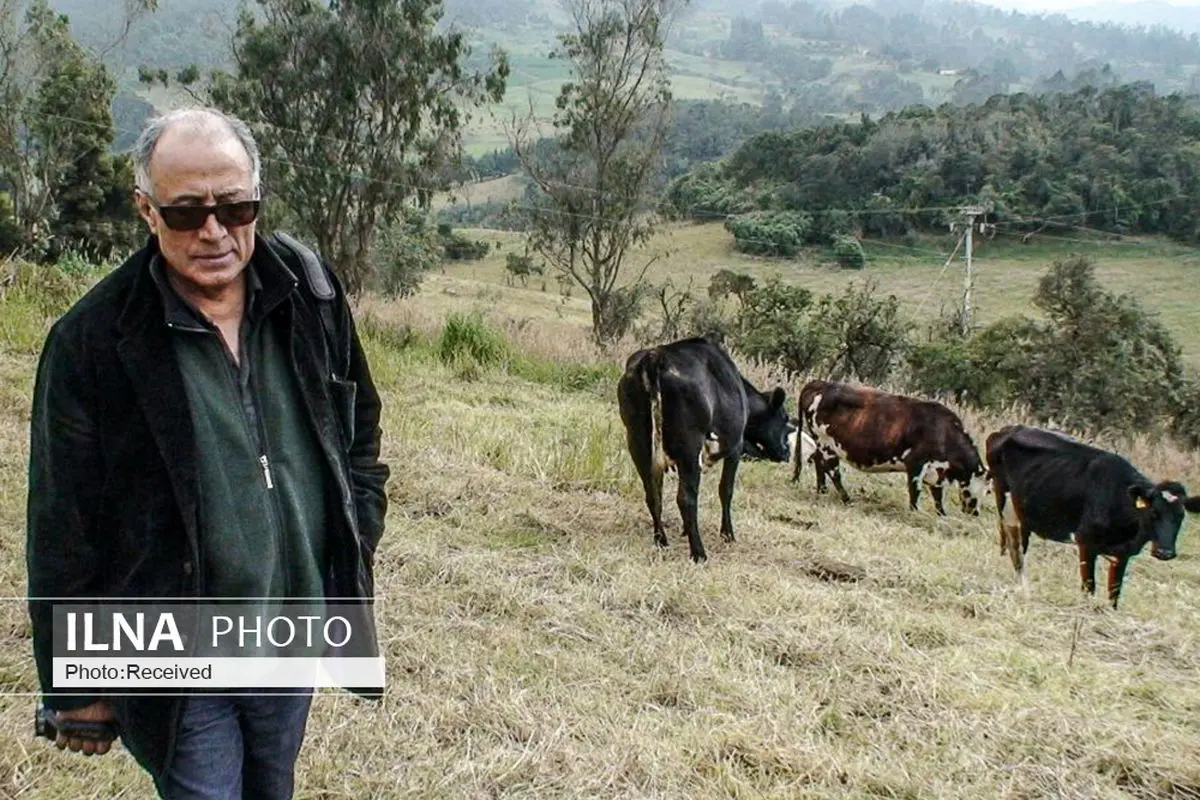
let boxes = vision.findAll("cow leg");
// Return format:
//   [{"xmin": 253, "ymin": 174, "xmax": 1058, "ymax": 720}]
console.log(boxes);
[
  {"xmin": 675, "ymin": 461, "xmax": 706, "ymax": 563},
  {"xmin": 718, "ymin": 456, "xmax": 739, "ymax": 543},
  {"xmin": 929, "ymin": 484, "xmax": 947, "ymax": 516},
  {"xmin": 642, "ymin": 465, "xmax": 667, "ymax": 548},
  {"xmin": 827, "ymin": 453, "xmax": 851, "ymax": 504},
  {"xmin": 812, "ymin": 451, "xmax": 829, "ymax": 494},
  {"xmin": 906, "ymin": 466, "xmax": 922, "ymax": 511},
  {"xmin": 1107, "ymin": 555, "xmax": 1130, "ymax": 609},
  {"xmin": 1005, "ymin": 525, "xmax": 1027, "ymax": 582},
  {"xmin": 996, "ymin": 490, "xmax": 1029, "ymax": 587},
  {"xmin": 1077, "ymin": 542, "xmax": 1098, "ymax": 597}
]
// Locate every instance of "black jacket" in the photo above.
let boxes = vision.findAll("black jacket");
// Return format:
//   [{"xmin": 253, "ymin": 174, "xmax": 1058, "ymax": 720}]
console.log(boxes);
[{"xmin": 25, "ymin": 234, "xmax": 390, "ymax": 780}]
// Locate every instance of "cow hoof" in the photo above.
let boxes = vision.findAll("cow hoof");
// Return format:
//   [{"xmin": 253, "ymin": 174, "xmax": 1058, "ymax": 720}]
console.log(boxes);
[
  {"xmin": 690, "ymin": 551, "xmax": 708, "ymax": 563},
  {"xmin": 654, "ymin": 534, "xmax": 668, "ymax": 548},
  {"xmin": 721, "ymin": 531, "xmax": 735, "ymax": 543}
]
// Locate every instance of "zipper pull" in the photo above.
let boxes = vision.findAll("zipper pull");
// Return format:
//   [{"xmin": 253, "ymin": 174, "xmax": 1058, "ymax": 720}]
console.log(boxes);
[{"xmin": 259, "ymin": 454, "xmax": 275, "ymax": 489}]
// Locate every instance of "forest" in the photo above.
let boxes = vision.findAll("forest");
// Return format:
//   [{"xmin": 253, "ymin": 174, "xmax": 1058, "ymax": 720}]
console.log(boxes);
[{"xmin": 665, "ymin": 84, "xmax": 1200, "ymax": 248}]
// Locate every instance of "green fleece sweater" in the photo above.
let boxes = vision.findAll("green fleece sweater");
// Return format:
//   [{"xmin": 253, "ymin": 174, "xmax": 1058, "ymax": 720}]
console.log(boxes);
[{"xmin": 152, "ymin": 256, "xmax": 330, "ymax": 602}]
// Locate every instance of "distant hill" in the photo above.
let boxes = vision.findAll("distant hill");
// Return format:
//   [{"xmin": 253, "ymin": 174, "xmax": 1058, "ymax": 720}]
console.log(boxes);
[
  {"xmin": 46, "ymin": 0, "xmax": 1200, "ymax": 156},
  {"xmin": 50, "ymin": 0, "xmax": 240, "ymax": 82}
]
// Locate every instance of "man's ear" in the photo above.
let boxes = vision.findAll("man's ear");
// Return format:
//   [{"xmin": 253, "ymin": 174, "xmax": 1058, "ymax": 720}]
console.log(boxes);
[
  {"xmin": 771, "ymin": 387, "xmax": 786, "ymax": 410},
  {"xmin": 1129, "ymin": 484, "xmax": 1151, "ymax": 510},
  {"xmin": 133, "ymin": 189, "xmax": 157, "ymax": 233}
]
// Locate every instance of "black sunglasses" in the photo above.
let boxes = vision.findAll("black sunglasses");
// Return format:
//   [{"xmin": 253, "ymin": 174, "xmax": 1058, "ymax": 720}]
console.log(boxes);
[{"xmin": 149, "ymin": 198, "xmax": 261, "ymax": 232}]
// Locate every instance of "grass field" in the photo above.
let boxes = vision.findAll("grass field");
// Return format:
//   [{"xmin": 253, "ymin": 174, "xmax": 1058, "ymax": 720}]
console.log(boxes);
[
  {"xmin": 431, "ymin": 221, "xmax": 1200, "ymax": 367},
  {"xmin": 4, "ymin": 229, "xmax": 1200, "ymax": 797}
]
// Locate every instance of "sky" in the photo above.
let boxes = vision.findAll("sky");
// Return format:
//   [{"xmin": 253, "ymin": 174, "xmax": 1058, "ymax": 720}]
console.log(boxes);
[{"xmin": 980, "ymin": 0, "xmax": 1200, "ymax": 10}]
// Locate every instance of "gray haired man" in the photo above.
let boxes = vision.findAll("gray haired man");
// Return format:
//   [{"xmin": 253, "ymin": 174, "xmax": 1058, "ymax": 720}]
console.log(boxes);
[{"xmin": 26, "ymin": 107, "xmax": 389, "ymax": 798}]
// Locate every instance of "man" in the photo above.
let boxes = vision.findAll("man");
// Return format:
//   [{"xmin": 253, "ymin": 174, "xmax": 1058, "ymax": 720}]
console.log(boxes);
[{"xmin": 26, "ymin": 107, "xmax": 390, "ymax": 798}]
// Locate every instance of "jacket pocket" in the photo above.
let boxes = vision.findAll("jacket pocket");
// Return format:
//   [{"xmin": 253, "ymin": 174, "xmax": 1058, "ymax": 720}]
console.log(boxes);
[{"xmin": 328, "ymin": 378, "xmax": 357, "ymax": 450}]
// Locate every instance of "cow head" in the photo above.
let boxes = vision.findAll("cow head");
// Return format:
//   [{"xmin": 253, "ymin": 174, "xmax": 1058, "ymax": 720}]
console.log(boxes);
[
  {"xmin": 1129, "ymin": 482, "xmax": 1200, "ymax": 560},
  {"xmin": 959, "ymin": 466, "xmax": 991, "ymax": 516},
  {"xmin": 745, "ymin": 387, "xmax": 792, "ymax": 463}
]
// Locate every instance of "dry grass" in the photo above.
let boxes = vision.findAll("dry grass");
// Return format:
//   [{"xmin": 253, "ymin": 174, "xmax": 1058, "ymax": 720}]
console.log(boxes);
[
  {"xmin": 4, "ymin": 251, "xmax": 1200, "ymax": 799},
  {"xmin": 438, "ymin": 223, "xmax": 1200, "ymax": 368}
]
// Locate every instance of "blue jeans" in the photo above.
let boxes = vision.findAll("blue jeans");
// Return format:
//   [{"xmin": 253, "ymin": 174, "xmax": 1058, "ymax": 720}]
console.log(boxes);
[{"xmin": 154, "ymin": 692, "xmax": 313, "ymax": 799}]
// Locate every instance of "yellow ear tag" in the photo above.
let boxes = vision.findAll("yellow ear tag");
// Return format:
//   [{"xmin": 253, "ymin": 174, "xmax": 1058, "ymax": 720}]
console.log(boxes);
[{"xmin": 1135, "ymin": 496, "xmax": 1150, "ymax": 509}]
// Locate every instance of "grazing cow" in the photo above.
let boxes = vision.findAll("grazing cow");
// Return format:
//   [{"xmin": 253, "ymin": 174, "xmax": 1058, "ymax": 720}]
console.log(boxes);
[
  {"xmin": 796, "ymin": 380, "xmax": 989, "ymax": 515},
  {"xmin": 986, "ymin": 424, "xmax": 1200, "ymax": 608},
  {"xmin": 743, "ymin": 421, "xmax": 816, "ymax": 468},
  {"xmin": 618, "ymin": 335, "xmax": 793, "ymax": 562}
]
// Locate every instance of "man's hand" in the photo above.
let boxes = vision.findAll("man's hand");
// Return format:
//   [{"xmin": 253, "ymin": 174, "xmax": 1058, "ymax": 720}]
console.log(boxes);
[{"xmin": 54, "ymin": 701, "xmax": 116, "ymax": 756}]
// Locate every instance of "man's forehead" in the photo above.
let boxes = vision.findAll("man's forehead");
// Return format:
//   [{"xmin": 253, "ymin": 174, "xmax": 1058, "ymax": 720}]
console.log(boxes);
[{"xmin": 147, "ymin": 127, "xmax": 253, "ymax": 201}]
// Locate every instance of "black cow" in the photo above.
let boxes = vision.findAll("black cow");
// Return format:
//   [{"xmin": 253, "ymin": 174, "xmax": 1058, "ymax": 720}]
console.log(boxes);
[
  {"xmin": 617, "ymin": 335, "xmax": 792, "ymax": 562},
  {"xmin": 986, "ymin": 424, "xmax": 1200, "ymax": 608}
]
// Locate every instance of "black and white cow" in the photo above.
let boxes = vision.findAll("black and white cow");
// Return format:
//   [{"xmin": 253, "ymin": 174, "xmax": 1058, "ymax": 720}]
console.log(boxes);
[
  {"xmin": 743, "ymin": 421, "xmax": 815, "ymax": 468},
  {"xmin": 617, "ymin": 335, "xmax": 793, "ymax": 562},
  {"xmin": 986, "ymin": 424, "xmax": 1200, "ymax": 608}
]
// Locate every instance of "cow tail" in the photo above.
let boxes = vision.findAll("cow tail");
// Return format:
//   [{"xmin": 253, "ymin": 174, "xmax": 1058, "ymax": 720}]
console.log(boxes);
[{"xmin": 643, "ymin": 350, "xmax": 666, "ymax": 475}]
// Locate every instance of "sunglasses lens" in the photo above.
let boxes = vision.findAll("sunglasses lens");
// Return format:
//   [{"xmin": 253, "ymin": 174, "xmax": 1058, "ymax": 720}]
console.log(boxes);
[
  {"xmin": 157, "ymin": 200, "xmax": 261, "ymax": 231},
  {"xmin": 159, "ymin": 206, "xmax": 210, "ymax": 231},
  {"xmin": 216, "ymin": 200, "xmax": 261, "ymax": 228}
]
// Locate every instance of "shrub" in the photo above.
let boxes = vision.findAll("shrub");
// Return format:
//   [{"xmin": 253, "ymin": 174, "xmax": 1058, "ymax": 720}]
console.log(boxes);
[
  {"xmin": 908, "ymin": 256, "xmax": 1188, "ymax": 435},
  {"xmin": 732, "ymin": 278, "xmax": 827, "ymax": 374},
  {"xmin": 437, "ymin": 224, "xmax": 490, "ymax": 261},
  {"xmin": 707, "ymin": 269, "xmax": 756, "ymax": 301},
  {"xmin": 661, "ymin": 164, "xmax": 754, "ymax": 220},
  {"xmin": 593, "ymin": 284, "xmax": 648, "ymax": 345},
  {"xmin": 832, "ymin": 235, "xmax": 866, "ymax": 269},
  {"xmin": 372, "ymin": 209, "xmax": 441, "ymax": 298},
  {"xmin": 0, "ymin": 191, "xmax": 23, "ymax": 257},
  {"xmin": 725, "ymin": 210, "xmax": 813, "ymax": 256},
  {"xmin": 810, "ymin": 279, "xmax": 908, "ymax": 382},
  {"xmin": 504, "ymin": 252, "xmax": 544, "ymax": 286},
  {"xmin": 438, "ymin": 312, "xmax": 510, "ymax": 371}
]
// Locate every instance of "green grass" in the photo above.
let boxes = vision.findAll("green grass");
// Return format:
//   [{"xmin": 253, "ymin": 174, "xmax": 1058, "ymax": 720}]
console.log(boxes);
[
  {"xmin": 428, "ymin": 222, "xmax": 1200, "ymax": 366},
  {"xmin": 7, "ymin": 244, "xmax": 1200, "ymax": 797}
]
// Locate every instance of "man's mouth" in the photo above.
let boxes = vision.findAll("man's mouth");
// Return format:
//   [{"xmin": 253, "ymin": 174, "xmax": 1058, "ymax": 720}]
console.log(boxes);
[{"xmin": 194, "ymin": 252, "xmax": 232, "ymax": 264}]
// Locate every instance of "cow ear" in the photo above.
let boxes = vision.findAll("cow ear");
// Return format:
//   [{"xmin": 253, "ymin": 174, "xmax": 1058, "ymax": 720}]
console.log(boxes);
[
  {"xmin": 1185, "ymin": 495, "xmax": 1200, "ymax": 514},
  {"xmin": 1129, "ymin": 484, "xmax": 1150, "ymax": 509},
  {"xmin": 770, "ymin": 387, "xmax": 786, "ymax": 409}
]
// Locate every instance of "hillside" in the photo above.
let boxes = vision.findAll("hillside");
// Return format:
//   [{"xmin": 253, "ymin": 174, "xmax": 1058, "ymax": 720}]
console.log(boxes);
[
  {"xmin": 4, "ymin": 243, "xmax": 1200, "ymax": 796},
  {"xmin": 664, "ymin": 85, "xmax": 1200, "ymax": 255},
  {"xmin": 48, "ymin": 0, "xmax": 1200, "ymax": 156}
]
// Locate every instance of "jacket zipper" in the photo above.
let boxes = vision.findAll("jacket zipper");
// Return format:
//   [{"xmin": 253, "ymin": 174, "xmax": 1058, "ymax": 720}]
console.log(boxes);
[
  {"xmin": 259, "ymin": 454, "xmax": 275, "ymax": 489},
  {"xmin": 245, "ymin": 334, "xmax": 291, "ymax": 598},
  {"xmin": 176, "ymin": 320, "xmax": 291, "ymax": 596}
]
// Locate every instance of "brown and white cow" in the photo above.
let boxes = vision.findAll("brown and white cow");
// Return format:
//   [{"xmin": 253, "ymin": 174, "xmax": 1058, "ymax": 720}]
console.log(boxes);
[{"xmin": 794, "ymin": 380, "xmax": 989, "ymax": 515}]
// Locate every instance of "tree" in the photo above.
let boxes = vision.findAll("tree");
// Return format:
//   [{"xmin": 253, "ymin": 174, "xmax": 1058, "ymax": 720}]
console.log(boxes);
[
  {"xmin": 908, "ymin": 257, "xmax": 1187, "ymax": 434},
  {"xmin": 514, "ymin": 0, "xmax": 683, "ymax": 345},
  {"xmin": 165, "ymin": 0, "xmax": 508, "ymax": 295},
  {"xmin": 0, "ymin": 0, "xmax": 144, "ymax": 260}
]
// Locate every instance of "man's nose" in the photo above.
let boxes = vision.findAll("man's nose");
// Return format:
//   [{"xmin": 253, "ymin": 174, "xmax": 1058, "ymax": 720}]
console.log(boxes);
[{"xmin": 197, "ymin": 209, "xmax": 226, "ymax": 239}]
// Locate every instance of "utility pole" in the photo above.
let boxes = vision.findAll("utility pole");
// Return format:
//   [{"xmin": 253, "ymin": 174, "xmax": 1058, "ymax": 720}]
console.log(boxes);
[{"xmin": 960, "ymin": 205, "xmax": 985, "ymax": 336}]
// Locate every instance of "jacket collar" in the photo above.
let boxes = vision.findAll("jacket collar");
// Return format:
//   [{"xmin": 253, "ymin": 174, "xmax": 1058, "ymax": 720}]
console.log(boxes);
[{"xmin": 125, "ymin": 236, "xmax": 300, "ymax": 333}]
